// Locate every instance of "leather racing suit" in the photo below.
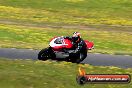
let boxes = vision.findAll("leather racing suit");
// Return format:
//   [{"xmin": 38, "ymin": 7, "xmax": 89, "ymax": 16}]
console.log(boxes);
[{"xmin": 63, "ymin": 36, "xmax": 87, "ymax": 61}]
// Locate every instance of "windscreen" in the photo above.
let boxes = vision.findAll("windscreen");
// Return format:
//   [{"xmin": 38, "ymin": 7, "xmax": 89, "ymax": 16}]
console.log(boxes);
[{"xmin": 54, "ymin": 37, "xmax": 63, "ymax": 44}]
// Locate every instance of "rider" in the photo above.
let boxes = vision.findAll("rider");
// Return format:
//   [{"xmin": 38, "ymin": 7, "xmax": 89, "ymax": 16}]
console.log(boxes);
[{"xmin": 64, "ymin": 32, "xmax": 87, "ymax": 61}]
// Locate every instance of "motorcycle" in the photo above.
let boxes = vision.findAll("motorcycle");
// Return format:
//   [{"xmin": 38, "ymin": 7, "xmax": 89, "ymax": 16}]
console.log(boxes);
[{"xmin": 38, "ymin": 36, "xmax": 94, "ymax": 63}]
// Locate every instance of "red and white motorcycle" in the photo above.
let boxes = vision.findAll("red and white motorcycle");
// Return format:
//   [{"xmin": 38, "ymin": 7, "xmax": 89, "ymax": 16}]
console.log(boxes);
[{"xmin": 38, "ymin": 36, "xmax": 94, "ymax": 63}]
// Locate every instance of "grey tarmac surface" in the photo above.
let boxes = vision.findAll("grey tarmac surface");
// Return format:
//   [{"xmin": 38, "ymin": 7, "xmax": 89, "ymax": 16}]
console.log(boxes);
[{"xmin": 0, "ymin": 48, "xmax": 132, "ymax": 68}]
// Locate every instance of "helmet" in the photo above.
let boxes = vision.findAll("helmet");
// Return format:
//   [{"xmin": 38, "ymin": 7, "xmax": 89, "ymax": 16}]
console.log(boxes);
[
  {"xmin": 73, "ymin": 32, "xmax": 81, "ymax": 37},
  {"xmin": 72, "ymin": 32, "xmax": 81, "ymax": 42}
]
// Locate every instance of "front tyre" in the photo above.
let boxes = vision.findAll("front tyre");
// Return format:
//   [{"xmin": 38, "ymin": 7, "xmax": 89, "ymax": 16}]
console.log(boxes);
[
  {"xmin": 78, "ymin": 53, "xmax": 87, "ymax": 63},
  {"xmin": 38, "ymin": 47, "xmax": 55, "ymax": 60},
  {"xmin": 70, "ymin": 52, "xmax": 87, "ymax": 63}
]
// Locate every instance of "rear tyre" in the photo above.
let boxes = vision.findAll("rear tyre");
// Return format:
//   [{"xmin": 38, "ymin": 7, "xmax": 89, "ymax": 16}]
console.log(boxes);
[{"xmin": 38, "ymin": 47, "xmax": 55, "ymax": 60}]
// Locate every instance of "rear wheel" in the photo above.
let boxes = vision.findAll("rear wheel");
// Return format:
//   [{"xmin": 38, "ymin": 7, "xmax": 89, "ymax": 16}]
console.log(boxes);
[{"xmin": 38, "ymin": 47, "xmax": 55, "ymax": 60}]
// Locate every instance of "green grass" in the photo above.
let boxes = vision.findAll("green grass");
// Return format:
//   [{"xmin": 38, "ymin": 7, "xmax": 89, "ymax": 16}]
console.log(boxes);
[
  {"xmin": 0, "ymin": 58, "xmax": 132, "ymax": 88},
  {"xmin": 0, "ymin": 0, "xmax": 132, "ymax": 26},
  {"xmin": 0, "ymin": 0, "xmax": 132, "ymax": 55},
  {"xmin": 0, "ymin": 24, "xmax": 132, "ymax": 55}
]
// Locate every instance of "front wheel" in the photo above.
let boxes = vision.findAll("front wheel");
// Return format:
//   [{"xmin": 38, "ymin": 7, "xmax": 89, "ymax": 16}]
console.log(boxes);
[
  {"xmin": 38, "ymin": 47, "xmax": 55, "ymax": 60},
  {"xmin": 76, "ymin": 53, "xmax": 87, "ymax": 63},
  {"xmin": 69, "ymin": 52, "xmax": 87, "ymax": 63}
]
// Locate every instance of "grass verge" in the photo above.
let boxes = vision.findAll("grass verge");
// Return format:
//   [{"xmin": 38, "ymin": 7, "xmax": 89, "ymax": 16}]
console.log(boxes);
[
  {"xmin": 0, "ymin": 24, "xmax": 132, "ymax": 55},
  {"xmin": 0, "ymin": 0, "xmax": 132, "ymax": 26},
  {"xmin": 0, "ymin": 58, "xmax": 132, "ymax": 88},
  {"xmin": 0, "ymin": 0, "xmax": 132, "ymax": 55}
]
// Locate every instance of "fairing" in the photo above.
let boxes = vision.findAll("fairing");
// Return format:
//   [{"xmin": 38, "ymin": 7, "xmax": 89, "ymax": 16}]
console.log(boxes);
[
  {"xmin": 49, "ymin": 37, "xmax": 94, "ymax": 51},
  {"xmin": 49, "ymin": 37, "xmax": 73, "ymax": 51},
  {"xmin": 84, "ymin": 40, "xmax": 94, "ymax": 50}
]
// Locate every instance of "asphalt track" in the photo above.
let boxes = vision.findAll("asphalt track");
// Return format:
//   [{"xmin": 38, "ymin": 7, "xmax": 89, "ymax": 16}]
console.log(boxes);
[{"xmin": 0, "ymin": 48, "xmax": 132, "ymax": 68}]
